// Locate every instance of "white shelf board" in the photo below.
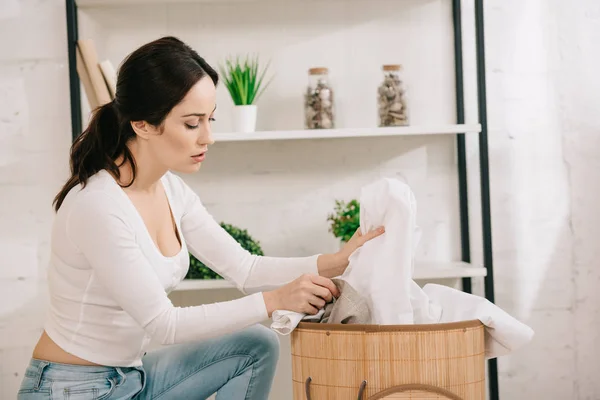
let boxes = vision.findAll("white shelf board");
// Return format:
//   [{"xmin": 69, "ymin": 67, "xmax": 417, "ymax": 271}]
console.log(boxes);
[
  {"xmin": 172, "ymin": 261, "xmax": 486, "ymax": 292},
  {"xmin": 211, "ymin": 124, "xmax": 481, "ymax": 143},
  {"xmin": 415, "ymin": 261, "xmax": 487, "ymax": 280},
  {"xmin": 77, "ymin": 0, "xmax": 364, "ymax": 8}
]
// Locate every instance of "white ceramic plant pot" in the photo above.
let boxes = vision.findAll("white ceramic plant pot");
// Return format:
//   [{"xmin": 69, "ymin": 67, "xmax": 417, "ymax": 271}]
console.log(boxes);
[{"xmin": 232, "ymin": 104, "xmax": 257, "ymax": 133}]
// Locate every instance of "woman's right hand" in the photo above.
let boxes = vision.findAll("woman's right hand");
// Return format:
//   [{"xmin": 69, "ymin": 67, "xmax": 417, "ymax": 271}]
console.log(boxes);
[{"xmin": 262, "ymin": 274, "xmax": 340, "ymax": 317}]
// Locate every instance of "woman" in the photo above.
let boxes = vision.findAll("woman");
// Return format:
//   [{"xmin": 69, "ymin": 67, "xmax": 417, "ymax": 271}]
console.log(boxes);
[{"xmin": 17, "ymin": 36, "xmax": 384, "ymax": 399}]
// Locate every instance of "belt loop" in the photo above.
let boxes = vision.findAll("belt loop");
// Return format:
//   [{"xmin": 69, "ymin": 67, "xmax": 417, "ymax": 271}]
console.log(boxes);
[
  {"xmin": 34, "ymin": 361, "xmax": 49, "ymax": 390},
  {"xmin": 115, "ymin": 367, "xmax": 127, "ymax": 386}
]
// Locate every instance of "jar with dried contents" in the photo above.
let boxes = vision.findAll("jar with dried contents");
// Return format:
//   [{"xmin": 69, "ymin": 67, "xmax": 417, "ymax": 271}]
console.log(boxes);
[
  {"xmin": 378, "ymin": 64, "xmax": 409, "ymax": 127},
  {"xmin": 304, "ymin": 67, "xmax": 334, "ymax": 129}
]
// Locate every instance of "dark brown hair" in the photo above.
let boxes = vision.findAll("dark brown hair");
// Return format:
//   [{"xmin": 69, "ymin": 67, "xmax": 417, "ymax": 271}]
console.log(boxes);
[{"xmin": 53, "ymin": 36, "xmax": 218, "ymax": 211}]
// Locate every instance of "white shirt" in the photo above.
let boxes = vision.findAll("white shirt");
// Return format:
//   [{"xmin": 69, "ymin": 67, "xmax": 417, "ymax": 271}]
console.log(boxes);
[{"xmin": 45, "ymin": 170, "xmax": 319, "ymax": 367}]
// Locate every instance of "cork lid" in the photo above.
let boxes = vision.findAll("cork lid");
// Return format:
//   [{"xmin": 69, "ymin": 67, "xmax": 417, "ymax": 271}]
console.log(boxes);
[
  {"xmin": 308, "ymin": 67, "xmax": 329, "ymax": 75},
  {"xmin": 382, "ymin": 64, "xmax": 402, "ymax": 71}
]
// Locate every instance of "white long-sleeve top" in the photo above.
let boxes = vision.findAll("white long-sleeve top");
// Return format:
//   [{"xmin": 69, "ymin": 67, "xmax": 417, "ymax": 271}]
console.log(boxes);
[{"xmin": 45, "ymin": 169, "xmax": 319, "ymax": 367}]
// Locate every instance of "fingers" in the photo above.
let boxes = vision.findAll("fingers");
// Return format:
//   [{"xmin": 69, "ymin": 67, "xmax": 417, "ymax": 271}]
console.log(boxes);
[
  {"xmin": 310, "ymin": 284, "xmax": 334, "ymax": 303},
  {"xmin": 293, "ymin": 274, "xmax": 338, "ymax": 315},
  {"xmin": 361, "ymin": 226, "xmax": 385, "ymax": 243},
  {"xmin": 309, "ymin": 275, "xmax": 340, "ymax": 298},
  {"xmin": 304, "ymin": 304, "xmax": 319, "ymax": 315},
  {"xmin": 308, "ymin": 295, "xmax": 326, "ymax": 309}
]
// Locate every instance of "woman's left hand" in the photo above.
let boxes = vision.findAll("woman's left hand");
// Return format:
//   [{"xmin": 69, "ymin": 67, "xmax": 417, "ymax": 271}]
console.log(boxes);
[
  {"xmin": 338, "ymin": 226, "xmax": 385, "ymax": 263},
  {"xmin": 317, "ymin": 226, "xmax": 385, "ymax": 278}
]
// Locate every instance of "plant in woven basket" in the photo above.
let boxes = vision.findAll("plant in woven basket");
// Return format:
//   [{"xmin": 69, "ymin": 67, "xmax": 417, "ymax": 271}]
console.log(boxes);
[
  {"xmin": 327, "ymin": 199, "xmax": 360, "ymax": 243},
  {"xmin": 185, "ymin": 223, "xmax": 265, "ymax": 280}
]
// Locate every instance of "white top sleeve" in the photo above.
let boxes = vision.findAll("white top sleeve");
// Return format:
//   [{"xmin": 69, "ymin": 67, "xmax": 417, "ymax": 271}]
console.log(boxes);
[
  {"xmin": 177, "ymin": 177, "xmax": 320, "ymax": 294},
  {"xmin": 67, "ymin": 191, "xmax": 270, "ymax": 345}
]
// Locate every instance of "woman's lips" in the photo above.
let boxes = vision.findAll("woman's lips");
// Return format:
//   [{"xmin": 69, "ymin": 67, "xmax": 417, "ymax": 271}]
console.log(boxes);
[{"xmin": 191, "ymin": 152, "xmax": 206, "ymax": 163}]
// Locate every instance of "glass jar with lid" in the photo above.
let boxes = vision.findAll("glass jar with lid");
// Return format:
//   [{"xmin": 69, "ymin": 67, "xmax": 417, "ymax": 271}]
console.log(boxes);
[
  {"xmin": 304, "ymin": 67, "xmax": 335, "ymax": 129},
  {"xmin": 378, "ymin": 64, "xmax": 409, "ymax": 127}
]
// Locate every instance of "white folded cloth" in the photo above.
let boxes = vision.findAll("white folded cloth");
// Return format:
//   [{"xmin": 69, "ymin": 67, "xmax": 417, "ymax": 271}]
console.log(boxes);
[{"xmin": 271, "ymin": 309, "xmax": 324, "ymax": 335}]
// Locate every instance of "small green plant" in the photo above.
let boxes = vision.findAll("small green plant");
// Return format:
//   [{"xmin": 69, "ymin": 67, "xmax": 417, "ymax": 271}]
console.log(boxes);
[
  {"xmin": 327, "ymin": 199, "xmax": 360, "ymax": 243},
  {"xmin": 185, "ymin": 223, "xmax": 265, "ymax": 280},
  {"xmin": 219, "ymin": 55, "xmax": 273, "ymax": 105}
]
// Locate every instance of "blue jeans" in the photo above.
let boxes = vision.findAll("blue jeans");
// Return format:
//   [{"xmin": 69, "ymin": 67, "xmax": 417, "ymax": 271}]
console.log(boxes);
[{"xmin": 17, "ymin": 324, "xmax": 279, "ymax": 399}]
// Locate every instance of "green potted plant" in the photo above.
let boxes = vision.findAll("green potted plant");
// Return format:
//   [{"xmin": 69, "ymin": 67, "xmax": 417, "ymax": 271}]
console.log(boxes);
[
  {"xmin": 219, "ymin": 54, "xmax": 273, "ymax": 133},
  {"xmin": 185, "ymin": 223, "xmax": 265, "ymax": 280},
  {"xmin": 327, "ymin": 199, "xmax": 360, "ymax": 244}
]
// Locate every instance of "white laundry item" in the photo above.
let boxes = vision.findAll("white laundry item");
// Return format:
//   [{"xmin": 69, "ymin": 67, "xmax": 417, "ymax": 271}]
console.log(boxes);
[
  {"xmin": 270, "ymin": 178, "xmax": 423, "ymax": 334},
  {"xmin": 421, "ymin": 283, "xmax": 535, "ymax": 359},
  {"xmin": 270, "ymin": 177, "xmax": 534, "ymax": 360},
  {"xmin": 410, "ymin": 281, "xmax": 443, "ymax": 324},
  {"xmin": 271, "ymin": 309, "xmax": 325, "ymax": 335},
  {"xmin": 341, "ymin": 178, "xmax": 420, "ymax": 324}
]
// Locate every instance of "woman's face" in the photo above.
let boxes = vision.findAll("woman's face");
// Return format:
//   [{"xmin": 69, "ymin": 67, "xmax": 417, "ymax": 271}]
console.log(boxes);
[{"xmin": 142, "ymin": 76, "xmax": 217, "ymax": 174}]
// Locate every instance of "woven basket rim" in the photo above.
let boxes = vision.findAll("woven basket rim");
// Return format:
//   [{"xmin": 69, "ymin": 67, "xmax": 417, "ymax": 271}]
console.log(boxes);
[{"xmin": 296, "ymin": 319, "xmax": 482, "ymax": 332}]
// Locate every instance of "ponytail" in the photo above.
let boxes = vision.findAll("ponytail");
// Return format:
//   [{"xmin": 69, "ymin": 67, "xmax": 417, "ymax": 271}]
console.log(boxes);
[{"xmin": 53, "ymin": 101, "xmax": 136, "ymax": 211}]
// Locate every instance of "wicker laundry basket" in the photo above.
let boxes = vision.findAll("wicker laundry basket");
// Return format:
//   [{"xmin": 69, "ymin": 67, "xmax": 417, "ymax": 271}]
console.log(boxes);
[{"xmin": 290, "ymin": 320, "xmax": 485, "ymax": 400}]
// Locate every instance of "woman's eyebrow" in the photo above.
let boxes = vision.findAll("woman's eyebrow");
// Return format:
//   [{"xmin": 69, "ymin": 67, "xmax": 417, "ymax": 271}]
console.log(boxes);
[{"xmin": 182, "ymin": 106, "xmax": 216, "ymax": 118}]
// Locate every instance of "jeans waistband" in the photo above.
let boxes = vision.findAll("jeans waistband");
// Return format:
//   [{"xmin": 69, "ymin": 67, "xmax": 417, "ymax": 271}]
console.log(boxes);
[{"xmin": 25, "ymin": 358, "xmax": 144, "ymax": 387}]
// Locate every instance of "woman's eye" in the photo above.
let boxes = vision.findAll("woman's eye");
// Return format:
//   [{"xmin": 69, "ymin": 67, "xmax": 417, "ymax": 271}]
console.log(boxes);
[{"xmin": 186, "ymin": 117, "xmax": 215, "ymax": 128}]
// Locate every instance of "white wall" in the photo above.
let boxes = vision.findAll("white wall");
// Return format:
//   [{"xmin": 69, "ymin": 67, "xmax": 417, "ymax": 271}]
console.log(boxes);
[
  {"xmin": 476, "ymin": 1, "xmax": 600, "ymax": 399},
  {"xmin": 1, "ymin": 0, "xmax": 599, "ymax": 399},
  {"xmin": 0, "ymin": 0, "xmax": 72, "ymax": 398}
]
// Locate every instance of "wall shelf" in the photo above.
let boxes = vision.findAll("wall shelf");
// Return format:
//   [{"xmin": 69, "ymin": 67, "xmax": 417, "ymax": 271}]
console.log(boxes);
[
  {"xmin": 173, "ymin": 261, "xmax": 486, "ymax": 292},
  {"xmin": 212, "ymin": 124, "xmax": 481, "ymax": 143},
  {"xmin": 76, "ymin": 0, "xmax": 264, "ymax": 8}
]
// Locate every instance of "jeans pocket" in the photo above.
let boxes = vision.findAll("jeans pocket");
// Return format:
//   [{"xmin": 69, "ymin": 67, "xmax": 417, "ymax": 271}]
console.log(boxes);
[{"xmin": 59, "ymin": 378, "xmax": 116, "ymax": 400}]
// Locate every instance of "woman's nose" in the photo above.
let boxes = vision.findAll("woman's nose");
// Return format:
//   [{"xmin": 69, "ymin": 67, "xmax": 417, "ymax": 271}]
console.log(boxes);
[
  {"xmin": 200, "ymin": 126, "xmax": 214, "ymax": 146},
  {"xmin": 205, "ymin": 132, "xmax": 215, "ymax": 145}
]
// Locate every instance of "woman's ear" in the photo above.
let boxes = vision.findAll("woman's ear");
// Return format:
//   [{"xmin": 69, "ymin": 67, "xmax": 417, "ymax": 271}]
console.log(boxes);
[{"xmin": 130, "ymin": 120, "xmax": 152, "ymax": 140}]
